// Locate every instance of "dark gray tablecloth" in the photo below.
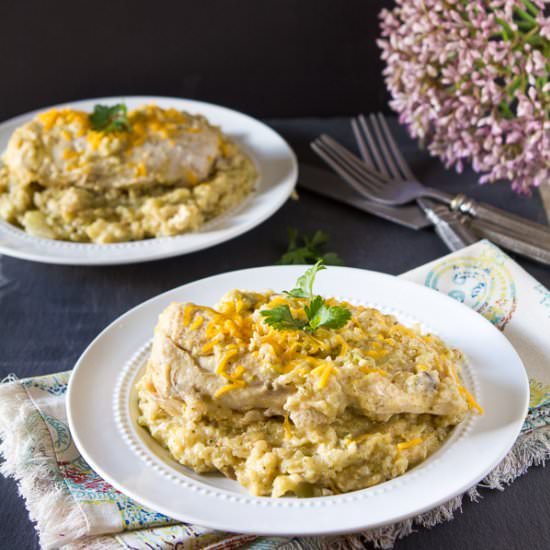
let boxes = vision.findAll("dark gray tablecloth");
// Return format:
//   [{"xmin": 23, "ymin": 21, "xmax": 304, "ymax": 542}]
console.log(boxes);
[{"xmin": 1, "ymin": 118, "xmax": 549, "ymax": 550}]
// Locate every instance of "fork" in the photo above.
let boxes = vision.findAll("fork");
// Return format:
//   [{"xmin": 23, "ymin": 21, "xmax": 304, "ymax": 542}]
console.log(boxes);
[
  {"xmin": 350, "ymin": 113, "xmax": 478, "ymax": 251},
  {"xmin": 311, "ymin": 125, "xmax": 550, "ymax": 264},
  {"xmin": 311, "ymin": 115, "xmax": 550, "ymax": 245}
]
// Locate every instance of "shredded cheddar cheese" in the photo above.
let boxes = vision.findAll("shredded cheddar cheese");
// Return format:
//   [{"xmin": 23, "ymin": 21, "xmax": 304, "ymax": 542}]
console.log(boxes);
[
  {"xmin": 214, "ymin": 380, "xmax": 245, "ymax": 398},
  {"xmin": 366, "ymin": 349, "xmax": 389, "ymax": 360},
  {"xmin": 360, "ymin": 366, "xmax": 388, "ymax": 377},
  {"xmin": 311, "ymin": 363, "xmax": 336, "ymax": 389},
  {"xmin": 283, "ymin": 415, "xmax": 293, "ymax": 439},
  {"xmin": 397, "ymin": 437, "xmax": 423, "ymax": 451},
  {"xmin": 182, "ymin": 304, "xmax": 194, "ymax": 326},
  {"xmin": 189, "ymin": 315, "xmax": 204, "ymax": 331}
]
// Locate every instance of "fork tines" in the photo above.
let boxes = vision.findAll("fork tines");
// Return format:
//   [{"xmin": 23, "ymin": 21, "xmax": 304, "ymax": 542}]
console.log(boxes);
[
  {"xmin": 310, "ymin": 135, "xmax": 388, "ymax": 201},
  {"xmin": 351, "ymin": 113, "xmax": 415, "ymax": 182}
]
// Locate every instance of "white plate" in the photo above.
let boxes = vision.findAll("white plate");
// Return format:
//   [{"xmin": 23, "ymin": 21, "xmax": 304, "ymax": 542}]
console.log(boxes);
[
  {"xmin": 0, "ymin": 96, "xmax": 297, "ymax": 265},
  {"xmin": 67, "ymin": 266, "xmax": 529, "ymax": 536}
]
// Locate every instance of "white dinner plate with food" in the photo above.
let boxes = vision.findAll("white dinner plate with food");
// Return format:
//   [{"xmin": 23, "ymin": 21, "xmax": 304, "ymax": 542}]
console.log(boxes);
[
  {"xmin": 67, "ymin": 264, "xmax": 528, "ymax": 536},
  {"xmin": 0, "ymin": 96, "xmax": 297, "ymax": 265}
]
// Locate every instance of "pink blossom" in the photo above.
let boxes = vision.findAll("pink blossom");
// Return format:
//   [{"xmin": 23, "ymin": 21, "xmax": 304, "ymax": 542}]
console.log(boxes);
[{"xmin": 379, "ymin": 0, "xmax": 550, "ymax": 193}]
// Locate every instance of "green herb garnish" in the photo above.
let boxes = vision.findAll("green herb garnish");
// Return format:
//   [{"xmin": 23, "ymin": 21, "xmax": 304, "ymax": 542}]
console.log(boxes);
[
  {"xmin": 89, "ymin": 103, "xmax": 131, "ymax": 133},
  {"xmin": 277, "ymin": 228, "xmax": 343, "ymax": 266},
  {"xmin": 261, "ymin": 260, "xmax": 351, "ymax": 333}
]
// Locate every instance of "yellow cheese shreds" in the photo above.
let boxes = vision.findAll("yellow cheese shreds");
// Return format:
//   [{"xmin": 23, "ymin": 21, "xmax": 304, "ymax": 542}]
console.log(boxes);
[
  {"xmin": 283, "ymin": 414, "xmax": 293, "ymax": 439},
  {"xmin": 397, "ymin": 437, "xmax": 423, "ymax": 451},
  {"xmin": 448, "ymin": 363, "xmax": 484, "ymax": 414},
  {"xmin": 360, "ymin": 366, "xmax": 388, "ymax": 377},
  {"xmin": 389, "ymin": 325, "xmax": 416, "ymax": 338},
  {"xmin": 135, "ymin": 161, "xmax": 148, "ymax": 177},
  {"xmin": 232, "ymin": 365, "xmax": 245, "ymax": 379},
  {"xmin": 459, "ymin": 386, "xmax": 485, "ymax": 414},
  {"xmin": 182, "ymin": 304, "xmax": 195, "ymax": 326},
  {"xmin": 201, "ymin": 340, "xmax": 217, "ymax": 354},
  {"xmin": 416, "ymin": 364, "xmax": 429, "ymax": 372},
  {"xmin": 205, "ymin": 319, "xmax": 221, "ymax": 338},
  {"xmin": 189, "ymin": 315, "xmax": 204, "ymax": 331},
  {"xmin": 62, "ymin": 149, "xmax": 79, "ymax": 160},
  {"xmin": 87, "ymin": 131, "xmax": 104, "ymax": 151},
  {"xmin": 216, "ymin": 350, "xmax": 239, "ymax": 377},
  {"xmin": 219, "ymin": 301, "xmax": 235, "ymax": 314},
  {"xmin": 37, "ymin": 109, "xmax": 60, "ymax": 130},
  {"xmin": 214, "ymin": 380, "xmax": 246, "ymax": 398},
  {"xmin": 311, "ymin": 363, "xmax": 336, "ymax": 389},
  {"xmin": 336, "ymin": 335, "xmax": 349, "ymax": 356},
  {"xmin": 271, "ymin": 362, "xmax": 296, "ymax": 375},
  {"xmin": 366, "ymin": 349, "xmax": 389, "ymax": 360},
  {"xmin": 352, "ymin": 432, "xmax": 372, "ymax": 445}
]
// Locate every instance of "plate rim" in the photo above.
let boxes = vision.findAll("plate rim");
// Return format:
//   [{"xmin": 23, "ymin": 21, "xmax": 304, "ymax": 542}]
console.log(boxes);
[
  {"xmin": 66, "ymin": 265, "xmax": 530, "ymax": 536},
  {"xmin": 0, "ymin": 95, "xmax": 298, "ymax": 265}
]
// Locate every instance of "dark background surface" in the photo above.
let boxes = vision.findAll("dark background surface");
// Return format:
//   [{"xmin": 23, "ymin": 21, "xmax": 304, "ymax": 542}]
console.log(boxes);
[
  {"xmin": 0, "ymin": 0, "xmax": 391, "ymax": 121},
  {"xmin": 0, "ymin": 1, "xmax": 549, "ymax": 549}
]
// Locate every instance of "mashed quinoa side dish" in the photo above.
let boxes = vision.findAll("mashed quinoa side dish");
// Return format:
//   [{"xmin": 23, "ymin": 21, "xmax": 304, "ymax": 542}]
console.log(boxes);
[
  {"xmin": 137, "ymin": 262, "xmax": 483, "ymax": 497},
  {"xmin": 0, "ymin": 104, "xmax": 256, "ymax": 243}
]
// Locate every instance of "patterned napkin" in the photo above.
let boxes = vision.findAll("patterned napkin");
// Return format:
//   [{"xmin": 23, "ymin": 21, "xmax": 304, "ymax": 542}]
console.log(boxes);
[{"xmin": 1, "ymin": 240, "xmax": 549, "ymax": 550}]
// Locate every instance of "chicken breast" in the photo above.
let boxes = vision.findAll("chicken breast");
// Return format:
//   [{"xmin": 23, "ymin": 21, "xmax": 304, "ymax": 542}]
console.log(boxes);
[
  {"xmin": 3, "ymin": 105, "xmax": 221, "ymax": 190},
  {"xmin": 137, "ymin": 288, "xmax": 478, "ymax": 497},
  {"xmin": 145, "ymin": 291, "xmax": 471, "ymax": 429}
]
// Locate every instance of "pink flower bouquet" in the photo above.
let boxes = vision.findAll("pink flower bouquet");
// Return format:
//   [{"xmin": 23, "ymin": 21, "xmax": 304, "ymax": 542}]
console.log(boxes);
[{"xmin": 379, "ymin": 0, "xmax": 550, "ymax": 193}]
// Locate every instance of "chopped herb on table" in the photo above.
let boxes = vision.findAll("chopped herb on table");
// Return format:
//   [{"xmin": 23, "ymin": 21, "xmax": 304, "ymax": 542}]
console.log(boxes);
[
  {"xmin": 277, "ymin": 228, "xmax": 343, "ymax": 266},
  {"xmin": 89, "ymin": 103, "xmax": 131, "ymax": 133},
  {"xmin": 261, "ymin": 260, "xmax": 351, "ymax": 333}
]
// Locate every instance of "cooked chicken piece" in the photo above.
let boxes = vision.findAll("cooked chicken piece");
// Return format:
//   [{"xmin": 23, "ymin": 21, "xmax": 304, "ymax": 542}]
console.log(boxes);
[
  {"xmin": 146, "ymin": 294, "xmax": 470, "ymax": 430},
  {"xmin": 3, "ymin": 105, "xmax": 221, "ymax": 189}
]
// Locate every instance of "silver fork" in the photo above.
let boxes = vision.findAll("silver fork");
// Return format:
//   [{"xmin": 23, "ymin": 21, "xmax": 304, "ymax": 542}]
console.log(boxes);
[
  {"xmin": 350, "ymin": 113, "xmax": 478, "ymax": 250},
  {"xmin": 311, "ymin": 116, "xmax": 550, "ymax": 245}
]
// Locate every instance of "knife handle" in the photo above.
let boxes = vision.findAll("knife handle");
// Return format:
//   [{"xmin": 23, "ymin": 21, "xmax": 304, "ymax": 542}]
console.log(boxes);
[
  {"xmin": 450, "ymin": 194, "xmax": 550, "ymax": 245},
  {"xmin": 419, "ymin": 199, "xmax": 479, "ymax": 251},
  {"xmin": 470, "ymin": 218, "xmax": 550, "ymax": 266}
]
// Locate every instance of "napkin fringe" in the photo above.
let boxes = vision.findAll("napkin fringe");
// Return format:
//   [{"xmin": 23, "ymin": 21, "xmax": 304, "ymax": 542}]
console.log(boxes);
[
  {"xmin": 284, "ymin": 426, "xmax": 550, "ymax": 550},
  {"xmin": 0, "ymin": 379, "xmax": 89, "ymax": 550}
]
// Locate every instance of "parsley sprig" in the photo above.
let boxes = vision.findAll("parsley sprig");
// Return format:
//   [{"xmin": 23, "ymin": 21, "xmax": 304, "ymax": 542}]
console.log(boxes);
[
  {"xmin": 260, "ymin": 260, "xmax": 351, "ymax": 333},
  {"xmin": 89, "ymin": 103, "xmax": 131, "ymax": 133},
  {"xmin": 277, "ymin": 228, "xmax": 343, "ymax": 266}
]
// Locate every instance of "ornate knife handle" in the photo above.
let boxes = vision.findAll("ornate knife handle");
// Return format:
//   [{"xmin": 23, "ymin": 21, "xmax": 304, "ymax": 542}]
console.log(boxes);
[
  {"xmin": 450, "ymin": 194, "xmax": 550, "ymax": 245},
  {"xmin": 469, "ymin": 218, "xmax": 550, "ymax": 267},
  {"xmin": 419, "ymin": 199, "xmax": 479, "ymax": 251}
]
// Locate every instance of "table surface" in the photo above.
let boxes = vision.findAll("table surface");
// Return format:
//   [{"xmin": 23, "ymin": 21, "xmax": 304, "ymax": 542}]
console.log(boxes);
[{"xmin": 1, "ymin": 118, "xmax": 549, "ymax": 550}]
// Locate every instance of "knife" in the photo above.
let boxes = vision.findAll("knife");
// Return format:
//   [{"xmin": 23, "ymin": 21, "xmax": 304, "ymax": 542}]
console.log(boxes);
[
  {"xmin": 298, "ymin": 163, "xmax": 430, "ymax": 230},
  {"xmin": 298, "ymin": 163, "xmax": 550, "ymax": 264}
]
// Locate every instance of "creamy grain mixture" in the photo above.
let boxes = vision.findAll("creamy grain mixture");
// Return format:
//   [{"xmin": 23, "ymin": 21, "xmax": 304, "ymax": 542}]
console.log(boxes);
[
  {"xmin": 137, "ymin": 290, "xmax": 481, "ymax": 497},
  {"xmin": 0, "ymin": 105, "xmax": 256, "ymax": 243}
]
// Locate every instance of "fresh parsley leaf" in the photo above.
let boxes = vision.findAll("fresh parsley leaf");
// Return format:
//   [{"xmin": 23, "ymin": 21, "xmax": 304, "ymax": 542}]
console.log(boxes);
[
  {"xmin": 304, "ymin": 295, "xmax": 351, "ymax": 331},
  {"xmin": 261, "ymin": 261, "xmax": 352, "ymax": 334},
  {"xmin": 260, "ymin": 305, "xmax": 307, "ymax": 331},
  {"xmin": 277, "ymin": 228, "xmax": 343, "ymax": 266},
  {"xmin": 303, "ymin": 295, "xmax": 325, "ymax": 322},
  {"xmin": 285, "ymin": 260, "xmax": 325, "ymax": 299},
  {"xmin": 310, "ymin": 303, "xmax": 352, "ymax": 330},
  {"xmin": 89, "ymin": 103, "xmax": 131, "ymax": 133}
]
